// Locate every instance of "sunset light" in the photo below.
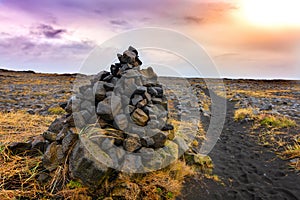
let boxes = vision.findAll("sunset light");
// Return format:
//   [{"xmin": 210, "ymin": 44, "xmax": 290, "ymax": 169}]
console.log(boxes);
[
  {"xmin": 1, "ymin": 1, "xmax": 300, "ymax": 199},
  {"xmin": 240, "ymin": 0, "xmax": 300, "ymax": 27},
  {"xmin": 0, "ymin": 0, "xmax": 300, "ymax": 79}
]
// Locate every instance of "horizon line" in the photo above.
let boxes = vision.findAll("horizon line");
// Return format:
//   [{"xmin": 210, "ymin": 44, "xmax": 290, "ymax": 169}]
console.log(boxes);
[{"xmin": 0, "ymin": 67, "xmax": 299, "ymax": 81}]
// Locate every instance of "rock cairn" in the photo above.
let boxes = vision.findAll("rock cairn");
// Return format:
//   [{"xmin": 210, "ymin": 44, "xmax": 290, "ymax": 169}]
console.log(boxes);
[{"xmin": 9, "ymin": 46, "xmax": 189, "ymax": 186}]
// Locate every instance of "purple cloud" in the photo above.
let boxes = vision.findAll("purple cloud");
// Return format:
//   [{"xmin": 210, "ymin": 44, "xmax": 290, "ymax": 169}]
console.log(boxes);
[
  {"xmin": 110, "ymin": 20, "xmax": 128, "ymax": 26},
  {"xmin": 0, "ymin": 32, "xmax": 11, "ymax": 36},
  {"xmin": 93, "ymin": 9, "xmax": 102, "ymax": 15},
  {"xmin": 0, "ymin": 34, "xmax": 95, "ymax": 59},
  {"xmin": 35, "ymin": 24, "xmax": 66, "ymax": 39},
  {"xmin": 21, "ymin": 41, "xmax": 36, "ymax": 50}
]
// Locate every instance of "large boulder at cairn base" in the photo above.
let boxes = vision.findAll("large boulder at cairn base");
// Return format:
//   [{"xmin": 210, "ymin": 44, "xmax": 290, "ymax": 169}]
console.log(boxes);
[{"xmin": 69, "ymin": 139, "xmax": 113, "ymax": 186}]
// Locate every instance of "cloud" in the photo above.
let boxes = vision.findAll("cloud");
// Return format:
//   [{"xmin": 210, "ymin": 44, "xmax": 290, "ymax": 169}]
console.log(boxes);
[
  {"xmin": 110, "ymin": 20, "xmax": 128, "ymax": 26},
  {"xmin": 0, "ymin": 32, "xmax": 11, "ymax": 36},
  {"xmin": 2, "ymin": 0, "xmax": 236, "ymax": 33},
  {"xmin": 0, "ymin": 36, "xmax": 39, "ymax": 57},
  {"xmin": 60, "ymin": 40, "xmax": 95, "ymax": 52},
  {"xmin": 94, "ymin": 9, "xmax": 102, "ymax": 15},
  {"xmin": 0, "ymin": 32, "xmax": 97, "ymax": 73},
  {"xmin": 0, "ymin": 34, "xmax": 95, "ymax": 60},
  {"xmin": 182, "ymin": 2, "xmax": 236, "ymax": 24},
  {"xmin": 34, "ymin": 24, "xmax": 66, "ymax": 39},
  {"xmin": 3, "ymin": 0, "xmax": 171, "ymax": 17},
  {"xmin": 184, "ymin": 16, "xmax": 203, "ymax": 24},
  {"xmin": 21, "ymin": 41, "xmax": 36, "ymax": 51}
]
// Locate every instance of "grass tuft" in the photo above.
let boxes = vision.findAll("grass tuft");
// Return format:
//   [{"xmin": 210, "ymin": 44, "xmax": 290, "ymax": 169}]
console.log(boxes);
[
  {"xmin": 67, "ymin": 180, "xmax": 83, "ymax": 189},
  {"xmin": 281, "ymin": 142, "xmax": 300, "ymax": 160},
  {"xmin": 281, "ymin": 142, "xmax": 300, "ymax": 171},
  {"xmin": 48, "ymin": 106, "xmax": 66, "ymax": 115},
  {"xmin": 259, "ymin": 115, "xmax": 296, "ymax": 129},
  {"xmin": 234, "ymin": 108, "xmax": 257, "ymax": 121}
]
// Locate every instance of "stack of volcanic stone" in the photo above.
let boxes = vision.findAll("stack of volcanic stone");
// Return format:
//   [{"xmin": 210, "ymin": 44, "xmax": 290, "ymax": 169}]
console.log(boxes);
[
  {"xmin": 10, "ymin": 47, "xmax": 186, "ymax": 186},
  {"xmin": 63, "ymin": 46, "xmax": 174, "ymax": 145},
  {"xmin": 61, "ymin": 46, "xmax": 171, "ymax": 132}
]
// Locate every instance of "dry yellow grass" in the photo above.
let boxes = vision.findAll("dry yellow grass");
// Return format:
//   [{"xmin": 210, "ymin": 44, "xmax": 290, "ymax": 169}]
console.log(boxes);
[
  {"xmin": 281, "ymin": 142, "xmax": 300, "ymax": 160},
  {"xmin": 280, "ymin": 142, "xmax": 300, "ymax": 171},
  {"xmin": 0, "ymin": 147, "xmax": 90, "ymax": 200},
  {"xmin": 137, "ymin": 160, "xmax": 194, "ymax": 200},
  {"xmin": 0, "ymin": 151, "xmax": 47, "ymax": 199},
  {"xmin": 0, "ymin": 111, "xmax": 61, "ymax": 199},
  {"xmin": 227, "ymin": 88, "xmax": 299, "ymax": 100},
  {"xmin": 0, "ymin": 111, "xmax": 57, "ymax": 144},
  {"xmin": 234, "ymin": 108, "xmax": 257, "ymax": 121},
  {"xmin": 104, "ymin": 160, "xmax": 195, "ymax": 200}
]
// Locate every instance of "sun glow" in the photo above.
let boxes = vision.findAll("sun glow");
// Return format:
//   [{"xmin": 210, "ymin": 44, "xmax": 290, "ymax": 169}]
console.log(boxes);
[{"xmin": 240, "ymin": 0, "xmax": 300, "ymax": 27}]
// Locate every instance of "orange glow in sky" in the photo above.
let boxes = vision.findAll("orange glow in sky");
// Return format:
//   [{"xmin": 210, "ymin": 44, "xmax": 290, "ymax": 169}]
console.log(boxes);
[{"xmin": 239, "ymin": 0, "xmax": 300, "ymax": 27}]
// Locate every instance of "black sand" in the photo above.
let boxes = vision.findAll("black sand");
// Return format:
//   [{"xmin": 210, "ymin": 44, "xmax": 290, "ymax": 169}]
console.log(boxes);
[{"xmin": 180, "ymin": 99, "xmax": 300, "ymax": 200}]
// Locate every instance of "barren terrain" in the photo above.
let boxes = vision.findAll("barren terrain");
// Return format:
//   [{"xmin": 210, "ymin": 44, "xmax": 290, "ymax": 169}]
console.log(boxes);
[{"xmin": 0, "ymin": 69, "xmax": 299, "ymax": 199}]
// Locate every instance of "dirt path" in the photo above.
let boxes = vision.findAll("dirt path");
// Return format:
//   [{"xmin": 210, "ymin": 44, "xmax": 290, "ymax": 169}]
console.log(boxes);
[{"xmin": 179, "ymin": 99, "xmax": 300, "ymax": 200}]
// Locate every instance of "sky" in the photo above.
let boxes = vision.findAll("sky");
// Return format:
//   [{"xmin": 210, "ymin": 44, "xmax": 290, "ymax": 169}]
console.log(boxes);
[{"xmin": 0, "ymin": 0, "xmax": 300, "ymax": 79}]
